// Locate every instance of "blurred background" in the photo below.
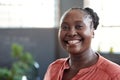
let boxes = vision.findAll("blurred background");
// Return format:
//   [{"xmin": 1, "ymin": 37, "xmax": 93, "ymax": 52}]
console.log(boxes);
[{"xmin": 0, "ymin": 0, "xmax": 120, "ymax": 79}]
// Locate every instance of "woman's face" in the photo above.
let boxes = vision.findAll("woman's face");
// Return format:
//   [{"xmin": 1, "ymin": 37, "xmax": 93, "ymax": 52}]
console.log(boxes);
[{"xmin": 58, "ymin": 9, "xmax": 94, "ymax": 55}]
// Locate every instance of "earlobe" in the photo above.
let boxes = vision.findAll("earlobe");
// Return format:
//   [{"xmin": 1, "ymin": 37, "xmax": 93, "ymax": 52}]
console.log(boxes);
[{"xmin": 92, "ymin": 31, "xmax": 94, "ymax": 38}]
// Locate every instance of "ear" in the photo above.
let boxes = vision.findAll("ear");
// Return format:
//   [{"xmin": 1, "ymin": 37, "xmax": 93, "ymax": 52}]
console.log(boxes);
[
  {"xmin": 92, "ymin": 31, "xmax": 94, "ymax": 38},
  {"xmin": 91, "ymin": 29, "xmax": 94, "ymax": 38},
  {"xmin": 90, "ymin": 22, "xmax": 94, "ymax": 38}
]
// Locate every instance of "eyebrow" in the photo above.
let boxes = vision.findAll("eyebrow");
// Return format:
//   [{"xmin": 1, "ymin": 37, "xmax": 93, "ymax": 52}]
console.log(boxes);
[
  {"xmin": 62, "ymin": 20, "xmax": 83, "ymax": 23},
  {"xmin": 74, "ymin": 21, "xmax": 83, "ymax": 23}
]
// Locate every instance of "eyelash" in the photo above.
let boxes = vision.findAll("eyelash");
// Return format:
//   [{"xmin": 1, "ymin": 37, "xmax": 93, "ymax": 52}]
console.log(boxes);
[
  {"xmin": 75, "ymin": 25, "xmax": 83, "ymax": 29},
  {"xmin": 61, "ymin": 24, "xmax": 83, "ymax": 30},
  {"xmin": 61, "ymin": 25, "xmax": 69, "ymax": 30}
]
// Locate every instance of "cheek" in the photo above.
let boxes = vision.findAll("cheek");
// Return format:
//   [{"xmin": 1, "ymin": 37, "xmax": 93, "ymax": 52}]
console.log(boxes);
[
  {"xmin": 58, "ymin": 31, "xmax": 61, "ymax": 42},
  {"xmin": 83, "ymin": 31, "xmax": 93, "ymax": 46},
  {"xmin": 58, "ymin": 31, "xmax": 64, "ymax": 42},
  {"xmin": 83, "ymin": 29, "xmax": 94, "ymax": 38}
]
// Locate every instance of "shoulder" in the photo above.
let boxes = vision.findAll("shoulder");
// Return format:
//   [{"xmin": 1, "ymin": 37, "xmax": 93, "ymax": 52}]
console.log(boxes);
[
  {"xmin": 47, "ymin": 58, "xmax": 68, "ymax": 69},
  {"xmin": 98, "ymin": 55, "xmax": 120, "ymax": 78},
  {"xmin": 99, "ymin": 55, "xmax": 120, "ymax": 71},
  {"xmin": 44, "ymin": 58, "xmax": 68, "ymax": 80}
]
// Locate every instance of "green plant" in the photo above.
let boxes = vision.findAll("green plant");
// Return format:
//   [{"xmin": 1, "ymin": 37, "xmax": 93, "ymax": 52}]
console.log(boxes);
[
  {"xmin": 0, "ymin": 43, "xmax": 35, "ymax": 80},
  {"xmin": 97, "ymin": 45, "xmax": 101, "ymax": 53},
  {"xmin": 109, "ymin": 46, "xmax": 114, "ymax": 54}
]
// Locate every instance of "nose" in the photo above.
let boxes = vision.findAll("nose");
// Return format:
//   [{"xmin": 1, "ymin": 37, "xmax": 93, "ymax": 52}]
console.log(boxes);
[{"xmin": 67, "ymin": 28, "xmax": 77, "ymax": 37}]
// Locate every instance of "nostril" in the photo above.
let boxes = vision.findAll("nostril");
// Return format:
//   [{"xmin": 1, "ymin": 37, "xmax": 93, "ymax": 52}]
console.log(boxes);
[
  {"xmin": 67, "ymin": 31, "xmax": 78, "ymax": 37},
  {"xmin": 65, "ymin": 28, "xmax": 78, "ymax": 37}
]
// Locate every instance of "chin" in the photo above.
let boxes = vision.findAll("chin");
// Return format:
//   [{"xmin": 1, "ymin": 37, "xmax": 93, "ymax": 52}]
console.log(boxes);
[{"xmin": 66, "ymin": 48, "xmax": 82, "ymax": 55}]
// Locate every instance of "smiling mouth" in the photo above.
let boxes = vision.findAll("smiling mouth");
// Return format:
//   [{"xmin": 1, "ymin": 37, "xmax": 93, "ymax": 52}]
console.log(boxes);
[{"xmin": 64, "ymin": 39, "xmax": 83, "ymax": 45}]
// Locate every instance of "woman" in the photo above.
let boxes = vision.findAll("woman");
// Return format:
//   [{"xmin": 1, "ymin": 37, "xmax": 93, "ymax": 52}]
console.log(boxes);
[{"xmin": 44, "ymin": 7, "xmax": 120, "ymax": 80}]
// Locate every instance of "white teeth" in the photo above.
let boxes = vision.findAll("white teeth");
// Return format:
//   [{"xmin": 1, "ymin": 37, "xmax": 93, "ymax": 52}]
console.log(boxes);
[{"xmin": 68, "ymin": 40, "xmax": 80, "ymax": 44}]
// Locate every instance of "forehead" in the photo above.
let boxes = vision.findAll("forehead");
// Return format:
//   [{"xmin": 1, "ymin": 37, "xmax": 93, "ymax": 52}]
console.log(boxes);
[{"xmin": 61, "ymin": 9, "xmax": 86, "ymax": 23}]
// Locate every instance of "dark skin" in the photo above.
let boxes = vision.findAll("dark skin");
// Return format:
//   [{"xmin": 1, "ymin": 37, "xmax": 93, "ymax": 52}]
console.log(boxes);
[
  {"xmin": 62, "ymin": 50, "xmax": 98, "ymax": 80},
  {"xmin": 58, "ymin": 9, "xmax": 98, "ymax": 80}
]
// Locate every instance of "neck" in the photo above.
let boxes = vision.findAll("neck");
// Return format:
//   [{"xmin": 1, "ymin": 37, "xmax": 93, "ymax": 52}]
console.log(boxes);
[{"xmin": 69, "ymin": 49, "xmax": 98, "ymax": 70}]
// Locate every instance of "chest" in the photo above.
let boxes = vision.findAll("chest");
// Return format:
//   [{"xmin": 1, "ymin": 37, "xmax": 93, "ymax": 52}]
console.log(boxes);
[{"xmin": 62, "ymin": 69, "xmax": 79, "ymax": 80}]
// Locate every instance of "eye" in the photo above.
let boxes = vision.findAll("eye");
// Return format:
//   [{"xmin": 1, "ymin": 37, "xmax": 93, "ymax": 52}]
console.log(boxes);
[
  {"xmin": 75, "ymin": 25, "xmax": 83, "ymax": 30},
  {"xmin": 61, "ymin": 24, "xmax": 69, "ymax": 31}
]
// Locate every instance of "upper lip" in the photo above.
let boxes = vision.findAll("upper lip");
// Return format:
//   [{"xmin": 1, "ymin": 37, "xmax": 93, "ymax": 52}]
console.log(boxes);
[{"xmin": 64, "ymin": 37, "xmax": 82, "ymax": 41}]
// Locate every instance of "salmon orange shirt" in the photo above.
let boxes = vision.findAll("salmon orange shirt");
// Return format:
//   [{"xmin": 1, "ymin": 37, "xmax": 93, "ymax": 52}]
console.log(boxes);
[{"xmin": 44, "ymin": 54, "xmax": 120, "ymax": 80}]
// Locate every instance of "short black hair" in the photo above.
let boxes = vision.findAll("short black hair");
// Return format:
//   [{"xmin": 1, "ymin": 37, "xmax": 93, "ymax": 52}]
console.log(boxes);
[{"xmin": 70, "ymin": 7, "xmax": 99, "ymax": 30}]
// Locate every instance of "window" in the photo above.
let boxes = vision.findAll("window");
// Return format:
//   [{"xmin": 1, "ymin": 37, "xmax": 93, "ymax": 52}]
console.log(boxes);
[
  {"xmin": 84, "ymin": 0, "xmax": 120, "ymax": 53},
  {"xmin": 102, "ymin": 0, "xmax": 120, "ymax": 27},
  {"xmin": 0, "ymin": 0, "xmax": 56, "ymax": 28}
]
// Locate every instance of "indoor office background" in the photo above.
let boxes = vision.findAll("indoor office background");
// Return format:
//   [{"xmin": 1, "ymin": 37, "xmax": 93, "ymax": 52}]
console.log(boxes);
[{"xmin": 0, "ymin": 0, "xmax": 120, "ymax": 80}]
